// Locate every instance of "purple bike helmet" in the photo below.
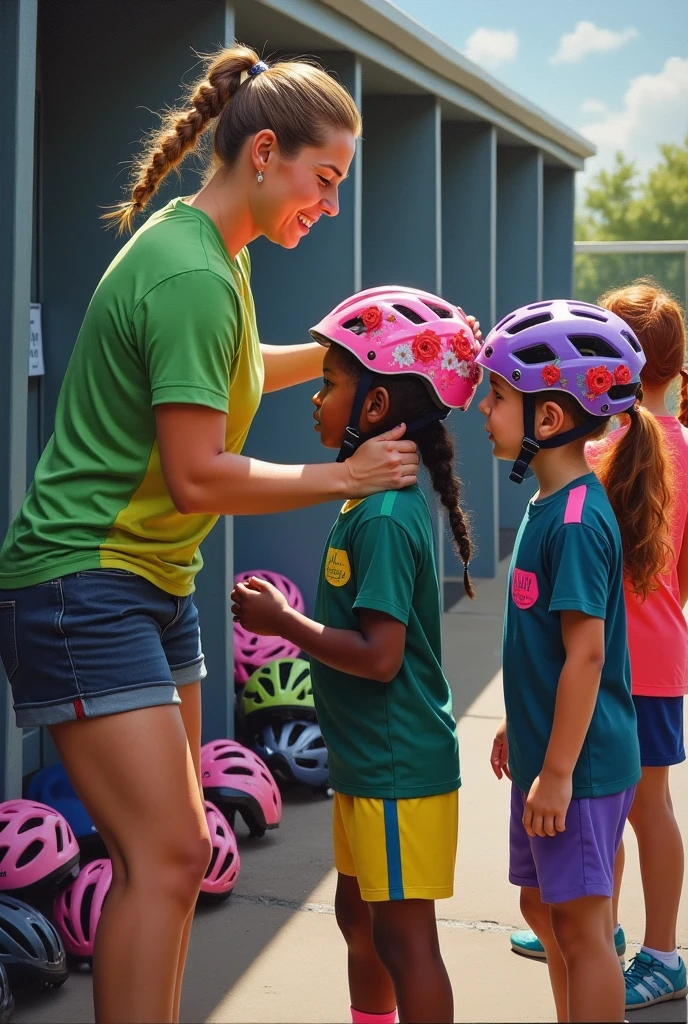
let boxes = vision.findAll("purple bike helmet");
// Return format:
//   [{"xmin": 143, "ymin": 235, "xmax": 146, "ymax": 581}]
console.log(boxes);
[{"xmin": 476, "ymin": 300, "xmax": 645, "ymax": 483}]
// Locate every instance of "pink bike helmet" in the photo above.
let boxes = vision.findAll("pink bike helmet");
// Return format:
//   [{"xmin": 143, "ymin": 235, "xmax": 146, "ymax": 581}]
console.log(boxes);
[
  {"xmin": 201, "ymin": 739, "xmax": 282, "ymax": 838},
  {"xmin": 200, "ymin": 801, "xmax": 241, "ymax": 901},
  {"xmin": 0, "ymin": 800, "xmax": 79, "ymax": 894},
  {"xmin": 233, "ymin": 569, "xmax": 305, "ymax": 685},
  {"xmin": 310, "ymin": 286, "xmax": 481, "ymax": 461},
  {"xmin": 53, "ymin": 858, "xmax": 112, "ymax": 962}
]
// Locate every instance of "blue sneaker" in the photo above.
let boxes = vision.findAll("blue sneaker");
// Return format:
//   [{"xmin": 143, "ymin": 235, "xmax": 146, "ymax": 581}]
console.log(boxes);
[
  {"xmin": 625, "ymin": 951, "xmax": 687, "ymax": 1010},
  {"xmin": 511, "ymin": 926, "xmax": 627, "ymax": 960}
]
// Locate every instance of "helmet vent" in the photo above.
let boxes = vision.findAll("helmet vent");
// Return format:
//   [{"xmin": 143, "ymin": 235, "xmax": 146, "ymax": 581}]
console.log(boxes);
[
  {"xmin": 0, "ymin": 822, "xmax": 7, "ymax": 835},
  {"xmin": 570, "ymin": 309, "xmax": 607, "ymax": 323},
  {"xmin": 2, "ymin": 915, "xmax": 35, "ymax": 955},
  {"xmin": 17, "ymin": 817, "xmax": 43, "ymax": 835},
  {"xmin": 259, "ymin": 672, "xmax": 275, "ymax": 697},
  {"xmin": 425, "ymin": 303, "xmax": 452, "ymax": 318},
  {"xmin": 80, "ymin": 881, "xmax": 95, "ymax": 931},
  {"xmin": 207, "ymin": 846, "xmax": 219, "ymax": 878},
  {"xmin": 296, "ymin": 757, "xmax": 318, "ymax": 768},
  {"xmin": 219, "ymin": 851, "xmax": 235, "ymax": 877},
  {"xmin": 55, "ymin": 823, "xmax": 64, "ymax": 853},
  {"xmin": 608, "ymin": 384, "xmax": 638, "ymax": 400},
  {"xmin": 526, "ymin": 301, "xmax": 553, "ymax": 310},
  {"xmin": 226, "ymin": 765, "xmax": 252, "ymax": 777},
  {"xmin": 342, "ymin": 316, "xmax": 367, "ymax": 336},
  {"xmin": 569, "ymin": 335, "xmax": 621, "ymax": 359},
  {"xmin": 513, "ymin": 344, "xmax": 557, "ymax": 365},
  {"xmin": 0, "ymin": 846, "xmax": 7, "ymax": 866},
  {"xmin": 494, "ymin": 311, "xmax": 517, "ymax": 331},
  {"xmin": 393, "ymin": 304, "xmax": 426, "ymax": 324},
  {"xmin": 507, "ymin": 313, "xmax": 553, "ymax": 334},
  {"xmin": 621, "ymin": 329, "xmax": 642, "ymax": 353},
  {"xmin": 16, "ymin": 840, "xmax": 43, "ymax": 868}
]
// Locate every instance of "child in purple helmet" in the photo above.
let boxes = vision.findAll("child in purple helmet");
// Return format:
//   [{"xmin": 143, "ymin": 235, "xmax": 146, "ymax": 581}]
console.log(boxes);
[{"xmin": 476, "ymin": 300, "xmax": 672, "ymax": 1022}]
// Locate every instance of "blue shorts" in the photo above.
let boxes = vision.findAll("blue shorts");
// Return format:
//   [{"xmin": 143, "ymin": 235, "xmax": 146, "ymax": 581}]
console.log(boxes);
[
  {"xmin": 509, "ymin": 783, "xmax": 634, "ymax": 905},
  {"xmin": 0, "ymin": 569, "xmax": 206, "ymax": 727},
  {"xmin": 633, "ymin": 695, "xmax": 685, "ymax": 767}
]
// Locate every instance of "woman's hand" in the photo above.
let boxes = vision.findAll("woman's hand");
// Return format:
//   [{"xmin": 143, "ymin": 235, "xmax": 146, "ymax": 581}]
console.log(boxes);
[
  {"xmin": 344, "ymin": 424, "xmax": 419, "ymax": 496},
  {"xmin": 523, "ymin": 770, "xmax": 572, "ymax": 838},
  {"xmin": 490, "ymin": 717, "xmax": 511, "ymax": 780},
  {"xmin": 231, "ymin": 577, "xmax": 288, "ymax": 636},
  {"xmin": 465, "ymin": 314, "xmax": 483, "ymax": 346}
]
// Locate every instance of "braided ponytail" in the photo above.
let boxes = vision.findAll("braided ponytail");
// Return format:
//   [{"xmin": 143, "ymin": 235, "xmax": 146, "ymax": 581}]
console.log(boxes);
[
  {"xmin": 104, "ymin": 43, "xmax": 361, "ymax": 235},
  {"xmin": 679, "ymin": 368, "xmax": 688, "ymax": 428},
  {"xmin": 103, "ymin": 45, "xmax": 259, "ymax": 234},
  {"xmin": 414, "ymin": 422, "xmax": 475, "ymax": 598}
]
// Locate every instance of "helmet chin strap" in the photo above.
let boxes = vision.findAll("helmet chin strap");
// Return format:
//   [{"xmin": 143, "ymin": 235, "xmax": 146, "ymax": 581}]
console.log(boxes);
[
  {"xmin": 336, "ymin": 372, "xmax": 449, "ymax": 463},
  {"xmin": 509, "ymin": 393, "xmax": 602, "ymax": 484}
]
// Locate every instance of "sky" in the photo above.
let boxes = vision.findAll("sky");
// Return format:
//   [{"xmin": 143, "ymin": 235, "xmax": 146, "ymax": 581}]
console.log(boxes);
[{"xmin": 392, "ymin": 0, "xmax": 688, "ymax": 192}]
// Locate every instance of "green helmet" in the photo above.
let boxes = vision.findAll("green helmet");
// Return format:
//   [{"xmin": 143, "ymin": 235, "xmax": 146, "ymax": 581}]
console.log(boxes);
[{"xmin": 241, "ymin": 658, "xmax": 316, "ymax": 728}]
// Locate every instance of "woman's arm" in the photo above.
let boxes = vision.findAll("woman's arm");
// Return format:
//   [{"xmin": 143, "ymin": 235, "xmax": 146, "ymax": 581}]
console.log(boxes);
[
  {"xmin": 231, "ymin": 577, "xmax": 405, "ymax": 682},
  {"xmin": 261, "ymin": 343, "xmax": 323, "ymax": 393},
  {"xmin": 155, "ymin": 404, "xmax": 418, "ymax": 515}
]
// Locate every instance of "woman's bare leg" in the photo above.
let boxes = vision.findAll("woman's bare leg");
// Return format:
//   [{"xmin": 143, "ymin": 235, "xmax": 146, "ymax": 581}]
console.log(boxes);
[{"xmin": 50, "ymin": 703, "xmax": 211, "ymax": 1024}]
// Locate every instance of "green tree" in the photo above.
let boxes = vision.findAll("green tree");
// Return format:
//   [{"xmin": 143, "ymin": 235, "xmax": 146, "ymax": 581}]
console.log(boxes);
[{"xmin": 575, "ymin": 134, "xmax": 688, "ymax": 303}]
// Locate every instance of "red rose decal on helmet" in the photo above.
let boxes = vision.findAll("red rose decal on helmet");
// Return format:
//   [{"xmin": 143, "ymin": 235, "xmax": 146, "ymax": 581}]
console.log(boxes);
[
  {"xmin": 541, "ymin": 364, "xmax": 561, "ymax": 386},
  {"xmin": 586, "ymin": 365, "xmax": 614, "ymax": 396},
  {"xmin": 412, "ymin": 329, "xmax": 443, "ymax": 363},
  {"xmin": 361, "ymin": 306, "xmax": 383, "ymax": 331},
  {"xmin": 451, "ymin": 332, "xmax": 474, "ymax": 362},
  {"xmin": 614, "ymin": 364, "xmax": 632, "ymax": 385}
]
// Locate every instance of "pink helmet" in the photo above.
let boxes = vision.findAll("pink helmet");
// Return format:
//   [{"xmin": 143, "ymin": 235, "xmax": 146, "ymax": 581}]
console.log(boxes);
[
  {"xmin": 200, "ymin": 801, "xmax": 241, "ymax": 900},
  {"xmin": 201, "ymin": 740, "xmax": 282, "ymax": 838},
  {"xmin": 310, "ymin": 286, "xmax": 481, "ymax": 411},
  {"xmin": 233, "ymin": 569, "xmax": 305, "ymax": 685},
  {"xmin": 53, "ymin": 858, "xmax": 112, "ymax": 961},
  {"xmin": 0, "ymin": 799, "xmax": 80, "ymax": 893}
]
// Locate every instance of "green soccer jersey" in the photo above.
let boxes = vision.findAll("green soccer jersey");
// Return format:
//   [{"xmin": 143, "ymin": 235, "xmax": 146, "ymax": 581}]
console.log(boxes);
[
  {"xmin": 503, "ymin": 473, "xmax": 641, "ymax": 799},
  {"xmin": 0, "ymin": 198, "xmax": 264, "ymax": 596},
  {"xmin": 311, "ymin": 486, "xmax": 461, "ymax": 800}
]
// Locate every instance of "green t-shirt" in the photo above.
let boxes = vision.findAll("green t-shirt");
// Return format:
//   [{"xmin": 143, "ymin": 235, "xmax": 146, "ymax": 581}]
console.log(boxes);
[
  {"xmin": 504, "ymin": 473, "xmax": 641, "ymax": 799},
  {"xmin": 0, "ymin": 198, "xmax": 264, "ymax": 596},
  {"xmin": 311, "ymin": 486, "xmax": 461, "ymax": 799}
]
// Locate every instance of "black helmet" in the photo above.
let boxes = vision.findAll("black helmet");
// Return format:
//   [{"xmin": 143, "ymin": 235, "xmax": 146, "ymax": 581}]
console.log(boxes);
[
  {"xmin": 0, "ymin": 894, "xmax": 68, "ymax": 987},
  {"xmin": 0, "ymin": 963, "xmax": 13, "ymax": 1023}
]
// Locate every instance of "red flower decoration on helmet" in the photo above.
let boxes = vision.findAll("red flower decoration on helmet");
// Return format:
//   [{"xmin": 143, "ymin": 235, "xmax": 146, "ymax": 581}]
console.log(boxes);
[
  {"xmin": 361, "ymin": 306, "xmax": 383, "ymax": 331},
  {"xmin": 614, "ymin": 364, "xmax": 632, "ymax": 385},
  {"xmin": 412, "ymin": 330, "xmax": 443, "ymax": 363},
  {"xmin": 541, "ymin": 364, "xmax": 561, "ymax": 386},
  {"xmin": 586, "ymin": 365, "xmax": 614, "ymax": 396},
  {"xmin": 451, "ymin": 332, "xmax": 474, "ymax": 362}
]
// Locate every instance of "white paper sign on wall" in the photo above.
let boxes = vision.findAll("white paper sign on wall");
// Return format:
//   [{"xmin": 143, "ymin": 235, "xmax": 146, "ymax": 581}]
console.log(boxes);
[{"xmin": 29, "ymin": 303, "xmax": 44, "ymax": 377}]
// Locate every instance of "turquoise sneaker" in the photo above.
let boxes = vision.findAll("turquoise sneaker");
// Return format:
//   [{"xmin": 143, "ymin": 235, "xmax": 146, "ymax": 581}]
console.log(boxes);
[
  {"xmin": 625, "ymin": 951, "xmax": 687, "ymax": 1010},
  {"xmin": 510, "ymin": 925, "xmax": 627, "ymax": 960}
]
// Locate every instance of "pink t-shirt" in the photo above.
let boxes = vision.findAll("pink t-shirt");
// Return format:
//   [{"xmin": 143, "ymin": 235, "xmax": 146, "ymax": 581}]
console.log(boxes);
[{"xmin": 587, "ymin": 416, "xmax": 688, "ymax": 697}]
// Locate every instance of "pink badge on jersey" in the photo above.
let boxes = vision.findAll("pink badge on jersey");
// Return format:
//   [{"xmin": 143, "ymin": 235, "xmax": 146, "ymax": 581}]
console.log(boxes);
[{"xmin": 512, "ymin": 569, "xmax": 539, "ymax": 609}]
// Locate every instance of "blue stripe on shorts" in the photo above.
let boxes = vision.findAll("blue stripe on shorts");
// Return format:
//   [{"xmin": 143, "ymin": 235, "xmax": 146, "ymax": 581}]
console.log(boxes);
[{"xmin": 383, "ymin": 799, "xmax": 405, "ymax": 900}]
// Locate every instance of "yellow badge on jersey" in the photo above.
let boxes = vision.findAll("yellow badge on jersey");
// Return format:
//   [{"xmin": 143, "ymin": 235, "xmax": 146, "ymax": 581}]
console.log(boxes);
[{"xmin": 325, "ymin": 547, "xmax": 351, "ymax": 587}]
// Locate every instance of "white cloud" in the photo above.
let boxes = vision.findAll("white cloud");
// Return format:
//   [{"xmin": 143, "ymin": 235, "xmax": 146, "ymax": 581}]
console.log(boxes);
[
  {"xmin": 551, "ymin": 22, "xmax": 638, "ymax": 64},
  {"xmin": 578, "ymin": 56, "xmax": 688, "ymax": 190},
  {"xmin": 580, "ymin": 99, "xmax": 608, "ymax": 117},
  {"xmin": 463, "ymin": 28, "xmax": 518, "ymax": 70}
]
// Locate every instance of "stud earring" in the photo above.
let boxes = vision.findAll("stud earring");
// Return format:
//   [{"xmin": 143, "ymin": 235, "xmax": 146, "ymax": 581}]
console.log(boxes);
[{"xmin": 256, "ymin": 170, "xmax": 264, "ymax": 183}]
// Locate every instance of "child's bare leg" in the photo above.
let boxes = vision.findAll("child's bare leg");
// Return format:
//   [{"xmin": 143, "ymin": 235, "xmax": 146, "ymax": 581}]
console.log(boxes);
[
  {"xmin": 369, "ymin": 898, "xmax": 452, "ymax": 1024},
  {"xmin": 520, "ymin": 886, "xmax": 568, "ymax": 1022},
  {"xmin": 551, "ymin": 895, "xmax": 623, "ymax": 1022},
  {"xmin": 335, "ymin": 872, "xmax": 396, "ymax": 1016}
]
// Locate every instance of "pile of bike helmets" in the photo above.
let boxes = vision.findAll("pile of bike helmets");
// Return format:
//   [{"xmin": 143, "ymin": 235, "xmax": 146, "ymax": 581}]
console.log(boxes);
[{"xmin": 234, "ymin": 569, "xmax": 331, "ymax": 796}]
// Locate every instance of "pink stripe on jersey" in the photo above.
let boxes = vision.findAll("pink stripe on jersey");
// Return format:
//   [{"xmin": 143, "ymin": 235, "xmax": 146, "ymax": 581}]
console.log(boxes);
[{"xmin": 563, "ymin": 484, "xmax": 587, "ymax": 524}]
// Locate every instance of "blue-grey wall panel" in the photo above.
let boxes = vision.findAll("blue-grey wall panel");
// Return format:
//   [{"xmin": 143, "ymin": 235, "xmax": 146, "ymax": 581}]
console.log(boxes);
[
  {"xmin": 235, "ymin": 52, "xmax": 361, "ymax": 614},
  {"xmin": 543, "ymin": 167, "xmax": 575, "ymax": 299},
  {"xmin": 497, "ymin": 147, "xmax": 543, "ymax": 531},
  {"xmin": 0, "ymin": 0, "xmax": 37, "ymax": 798},
  {"xmin": 442, "ymin": 123, "xmax": 498, "ymax": 579}
]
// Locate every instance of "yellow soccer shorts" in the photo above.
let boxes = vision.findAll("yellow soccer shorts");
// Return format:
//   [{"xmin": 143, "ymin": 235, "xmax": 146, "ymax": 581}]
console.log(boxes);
[{"xmin": 333, "ymin": 790, "xmax": 459, "ymax": 902}]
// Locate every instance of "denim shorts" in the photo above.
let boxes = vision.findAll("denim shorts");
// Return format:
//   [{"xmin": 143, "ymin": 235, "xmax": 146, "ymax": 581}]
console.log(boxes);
[{"xmin": 0, "ymin": 569, "xmax": 206, "ymax": 727}]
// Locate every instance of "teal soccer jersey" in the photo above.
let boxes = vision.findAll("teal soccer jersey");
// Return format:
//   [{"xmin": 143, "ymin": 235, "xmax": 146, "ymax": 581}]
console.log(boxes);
[
  {"xmin": 311, "ymin": 487, "xmax": 460, "ymax": 800},
  {"xmin": 503, "ymin": 473, "xmax": 641, "ymax": 799}
]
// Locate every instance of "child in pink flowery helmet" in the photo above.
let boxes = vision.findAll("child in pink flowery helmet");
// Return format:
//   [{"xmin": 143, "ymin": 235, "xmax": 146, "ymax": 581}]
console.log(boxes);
[{"xmin": 232, "ymin": 286, "xmax": 481, "ymax": 1024}]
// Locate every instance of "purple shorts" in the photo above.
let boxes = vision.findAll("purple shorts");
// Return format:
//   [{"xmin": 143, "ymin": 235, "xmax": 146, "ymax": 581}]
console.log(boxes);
[{"xmin": 509, "ymin": 783, "xmax": 635, "ymax": 904}]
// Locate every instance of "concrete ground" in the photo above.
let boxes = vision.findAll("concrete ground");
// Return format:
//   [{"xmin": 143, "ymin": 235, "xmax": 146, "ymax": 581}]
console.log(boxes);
[{"xmin": 13, "ymin": 560, "xmax": 688, "ymax": 1023}]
